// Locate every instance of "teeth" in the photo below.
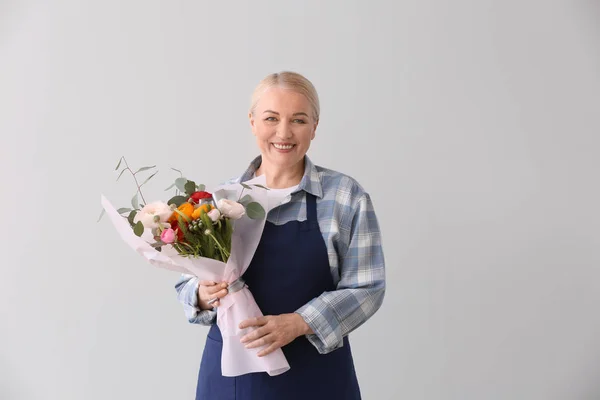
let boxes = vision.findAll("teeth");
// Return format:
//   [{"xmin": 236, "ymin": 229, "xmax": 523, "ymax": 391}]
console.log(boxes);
[{"xmin": 273, "ymin": 143, "xmax": 294, "ymax": 150}]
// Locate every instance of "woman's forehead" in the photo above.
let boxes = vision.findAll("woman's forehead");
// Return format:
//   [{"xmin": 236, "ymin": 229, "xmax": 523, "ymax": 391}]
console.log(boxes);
[{"xmin": 257, "ymin": 87, "xmax": 310, "ymax": 111}]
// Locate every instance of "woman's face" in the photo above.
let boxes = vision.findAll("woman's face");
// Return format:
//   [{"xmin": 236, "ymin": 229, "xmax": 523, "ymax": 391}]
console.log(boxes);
[{"xmin": 249, "ymin": 87, "xmax": 318, "ymax": 171}]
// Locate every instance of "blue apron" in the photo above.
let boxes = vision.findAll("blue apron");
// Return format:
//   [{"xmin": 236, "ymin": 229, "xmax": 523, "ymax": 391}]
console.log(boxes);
[{"xmin": 196, "ymin": 193, "xmax": 361, "ymax": 399}]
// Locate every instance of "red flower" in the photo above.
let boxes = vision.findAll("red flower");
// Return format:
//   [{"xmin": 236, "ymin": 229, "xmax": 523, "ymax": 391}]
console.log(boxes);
[
  {"xmin": 189, "ymin": 191, "xmax": 212, "ymax": 204},
  {"xmin": 170, "ymin": 220, "xmax": 186, "ymax": 241}
]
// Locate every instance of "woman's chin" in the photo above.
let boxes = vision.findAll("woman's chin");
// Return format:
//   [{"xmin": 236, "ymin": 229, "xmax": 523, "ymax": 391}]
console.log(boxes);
[
  {"xmin": 269, "ymin": 144, "xmax": 300, "ymax": 157},
  {"xmin": 264, "ymin": 150, "xmax": 304, "ymax": 165}
]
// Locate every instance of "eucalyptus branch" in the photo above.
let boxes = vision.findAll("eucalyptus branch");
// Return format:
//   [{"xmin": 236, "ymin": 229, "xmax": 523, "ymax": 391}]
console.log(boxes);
[
  {"xmin": 171, "ymin": 168, "xmax": 183, "ymax": 197},
  {"xmin": 117, "ymin": 157, "xmax": 148, "ymax": 205},
  {"xmin": 237, "ymin": 187, "xmax": 246, "ymax": 202}
]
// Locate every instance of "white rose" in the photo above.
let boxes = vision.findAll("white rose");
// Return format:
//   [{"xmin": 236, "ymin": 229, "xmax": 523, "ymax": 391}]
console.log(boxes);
[
  {"xmin": 207, "ymin": 208, "xmax": 221, "ymax": 222},
  {"xmin": 217, "ymin": 199, "xmax": 246, "ymax": 220},
  {"xmin": 134, "ymin": 201, "xmax": 172, "ymax": 229}
]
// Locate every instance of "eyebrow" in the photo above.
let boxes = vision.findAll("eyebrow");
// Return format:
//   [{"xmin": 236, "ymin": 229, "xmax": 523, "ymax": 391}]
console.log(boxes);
[{"xmin": 263, "ymin": 110, "xmax": 310, "ymax": 117}]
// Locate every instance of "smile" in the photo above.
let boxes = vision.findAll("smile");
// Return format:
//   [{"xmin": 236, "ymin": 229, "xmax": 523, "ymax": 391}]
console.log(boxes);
[{"xmin": 272, "ymin": 143, "xmax": 295, "ymax": 150}]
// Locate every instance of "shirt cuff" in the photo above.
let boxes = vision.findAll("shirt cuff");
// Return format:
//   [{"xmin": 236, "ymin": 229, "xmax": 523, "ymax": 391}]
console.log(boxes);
[
  {"xmin": 187, "ymin": 306, "xmax": 217, "ymax": 325},
  {"xmin": 295, "ymin": 297, "xmax": 344, "ymax": 354}
]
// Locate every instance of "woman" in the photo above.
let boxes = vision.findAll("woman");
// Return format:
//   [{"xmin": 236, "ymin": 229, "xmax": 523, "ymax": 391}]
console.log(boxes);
[{"xmin": 175, "ymin": 71, "xmax": 386, "ymax": 399}]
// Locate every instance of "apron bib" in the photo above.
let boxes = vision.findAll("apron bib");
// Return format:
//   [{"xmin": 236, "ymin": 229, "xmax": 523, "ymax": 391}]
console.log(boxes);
[{"xmin": 196, "ymin": 193, "xmax": 361, "ymax": 400}]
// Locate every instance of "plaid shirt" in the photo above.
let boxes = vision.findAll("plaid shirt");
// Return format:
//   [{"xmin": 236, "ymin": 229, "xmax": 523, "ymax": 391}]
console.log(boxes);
[{"xmin": 174, "ymin": 155, "xmax": 385, "ymax": 354}]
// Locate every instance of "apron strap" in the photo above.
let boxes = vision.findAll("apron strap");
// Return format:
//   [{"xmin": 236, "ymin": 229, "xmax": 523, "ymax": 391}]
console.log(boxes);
[{"xmin": 305, "ymin": 192, "xmax": 318, "ymax": 223}]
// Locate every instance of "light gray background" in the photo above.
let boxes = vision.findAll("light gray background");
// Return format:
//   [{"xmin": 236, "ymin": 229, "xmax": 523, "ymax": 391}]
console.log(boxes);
[{"xmin": 1, "ymin": 1, "xmax": 599, "ymax": 399}]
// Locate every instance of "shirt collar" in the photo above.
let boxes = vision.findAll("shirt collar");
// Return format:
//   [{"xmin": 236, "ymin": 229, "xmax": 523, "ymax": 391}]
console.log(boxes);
[{"xmin": 239, "ymin": 155, "xmax": 323, "ymax": 199}]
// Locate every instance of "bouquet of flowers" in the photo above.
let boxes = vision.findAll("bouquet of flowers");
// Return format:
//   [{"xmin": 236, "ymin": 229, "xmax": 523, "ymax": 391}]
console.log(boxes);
[{"xmin": 100, "ymin": 157, "xmax": 290, "ymax": 377}]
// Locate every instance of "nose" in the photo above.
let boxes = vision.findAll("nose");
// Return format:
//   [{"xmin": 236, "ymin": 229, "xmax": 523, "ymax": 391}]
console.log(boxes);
[{"xmin": 275, "ymin": 120, "xmax": 293, "ymax": 140}]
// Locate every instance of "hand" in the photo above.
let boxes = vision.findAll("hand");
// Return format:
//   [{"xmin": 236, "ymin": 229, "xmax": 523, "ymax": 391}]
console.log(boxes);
[
  {"xmin": 239, "ymin": 313, "xmax": 312, "ymax": 357},
  {"xmin": 197, "ymin": 281, "xmax": 228, "ymax": 310}
]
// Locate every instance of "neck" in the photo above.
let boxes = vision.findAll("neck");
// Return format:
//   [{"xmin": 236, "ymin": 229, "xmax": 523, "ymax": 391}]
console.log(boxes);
[{"xmin": 256, "ymin": 157, "xmax": 305, "ymax": 189}]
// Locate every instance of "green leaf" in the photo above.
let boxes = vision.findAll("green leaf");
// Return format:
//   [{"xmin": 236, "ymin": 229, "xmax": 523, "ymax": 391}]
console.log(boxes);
[
  {"xmin": 168, "ymin": 195, "xmax": 187, "ymax": 207},
  {"xmin": 240, "ymin": 183, "xmax": 252, "ymax": 190},
  {"xmin": 117, "ymin": 207, "xmax": 132, "ymax": 214},
  {"xmin": 239, "ymin": 194, "xmax": 252, "ymax": 206},
  {"xmin": 141, "ymin": 171, "xmax": 158, "ymax": 186},
  {"xmin": 200, "ymin": 213, "xmax": 215, "ymax": 258},
  {"xmin": 134, "ymin": 165, "xmax": 156, "ymax": 174},
  {"xmin": 97, "ymin": 209, "xmax": 106, "ymax": 222},
  {"xmin": 164, "ymin": 183, "xmax": 176, "ymax": 191},
  {"xmin": 197, "ymin": 184, "xmax": 206, "ymax": 191},
  {"xmin": 127, "ymin": 210, "xmax": 137, "ymax": 227},
  {"xmin": 133, "ymin": 221, "xmax": 144, "ymax": 236},
  {"xmin": 175, "ymin": 177, "xmax": 188, "ymax": 192},
  {"xmin": 252, "ymin": 184, "xmax": 270, "ymax": 190},
  {"xmin": 245, "ymin": 202, "xmax": 266, "ymax": 219},
  {"xmin": 115, "ymin": 157, "xmax": 123, "ymax": 170},
  {"xmin": 116, "ymin": 169, "xmax": 127, "ymax": 181},
  {"xmin": 184, "ymin": 180, "xmax": 196, "ymax": 196},
  {"xmin": 132, "ymin": 193, "xmax": 139, "ymax": 210}
]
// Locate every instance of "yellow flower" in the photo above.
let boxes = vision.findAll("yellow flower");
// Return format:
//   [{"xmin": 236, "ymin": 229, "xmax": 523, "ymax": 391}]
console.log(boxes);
[{"xmin": 192, "ymin": 203, "xmax": 214, "ymax": 220}]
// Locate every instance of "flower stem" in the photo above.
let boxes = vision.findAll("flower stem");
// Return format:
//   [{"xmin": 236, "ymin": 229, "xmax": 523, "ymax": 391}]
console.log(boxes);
[
  {"xmin": 209, "ymin": 233, "xmax": 230, "ymax": 260},
  {"xmin": 179, "ymin": 241, "xmax": 196, "ymax": 255},
  {"xmin": 237, "ymin": 187, "xmax": 246, "ymax": 202}
]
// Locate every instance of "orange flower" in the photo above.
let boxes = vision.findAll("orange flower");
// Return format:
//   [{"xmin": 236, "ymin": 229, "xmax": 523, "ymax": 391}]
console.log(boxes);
[
  {"xmin": 168, "ymin": 202, "xmax": 195, "ymax": 223},
  {"xmin": 192, "ymin": 203, "xmax": 214, "ymax": 220}
]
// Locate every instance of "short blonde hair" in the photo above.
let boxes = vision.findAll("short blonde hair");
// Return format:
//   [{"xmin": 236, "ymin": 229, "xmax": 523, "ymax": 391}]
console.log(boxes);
[{"xmin": 249, "ymin": 71, "xmax": 320, "ymax": 122}]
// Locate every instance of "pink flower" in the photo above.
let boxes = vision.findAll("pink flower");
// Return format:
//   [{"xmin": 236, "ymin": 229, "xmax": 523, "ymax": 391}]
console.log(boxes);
[{"xmin": 160, "ymin": 228, "xmax": 176, "ymax": 244}]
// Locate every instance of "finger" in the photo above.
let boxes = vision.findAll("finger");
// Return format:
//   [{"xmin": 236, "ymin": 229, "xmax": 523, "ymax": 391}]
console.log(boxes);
[
  {"xmin": 257, "ymin": 342, "xmax": 281, "ymax": 357},
  {"xmin": 200, "ymin": 291, "xmax": 227, "ymax": 305},
  {"xmin": 212, "ymin": 300, "xmax": 220, "ymax": 308},
  {"xmin": 240, "ymin": 326, "xmax": 269, "ymax": 344},
  {"xmin": 206, "ymin": 281, "xmax": 228, "ymax": 293},
  {"xmin": 199, "ymin": 280, "xmax": 216, "ymax": 286},
  {"xmin": 245, "ymin": 333, "xmax": 274, "ymax": 350},
  {"xmin": 206, "ymin": 287, "xmax": 229, "ymax": 297},
  {"xmin": 239, "ymin": 316, "xmax": 268, "ymax": 330}
]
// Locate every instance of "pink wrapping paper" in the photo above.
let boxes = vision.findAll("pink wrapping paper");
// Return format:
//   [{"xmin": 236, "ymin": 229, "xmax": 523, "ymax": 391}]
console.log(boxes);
[{"xmin": 100, "ymin": 177, "xmax": 290, "ymax": 377}]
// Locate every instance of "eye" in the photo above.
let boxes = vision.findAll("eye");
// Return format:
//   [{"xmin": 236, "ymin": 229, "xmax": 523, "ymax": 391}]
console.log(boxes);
[
  {"xmin": 293, "ymin": 119, "xmax": 306, "ymax": 124},
  {"xmin": 265, "ymin": 117, "xmax": 277, "ymax": 121}
]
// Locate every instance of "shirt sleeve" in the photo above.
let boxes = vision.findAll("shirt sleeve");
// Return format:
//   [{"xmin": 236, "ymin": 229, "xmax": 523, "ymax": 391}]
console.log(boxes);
[
  {"xmin": 174, "ymin": 274, "xmax": 217, "ymax": 325},
  {"xmin": 295, "ymin": 192, "xmax": 386, "ymax": 354}
]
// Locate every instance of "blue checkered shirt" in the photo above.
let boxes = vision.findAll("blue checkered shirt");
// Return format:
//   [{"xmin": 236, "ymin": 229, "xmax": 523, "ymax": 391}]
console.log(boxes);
[{"xmin": 174, "ymin": 155, "xmax": 385, "ymax": 354}]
